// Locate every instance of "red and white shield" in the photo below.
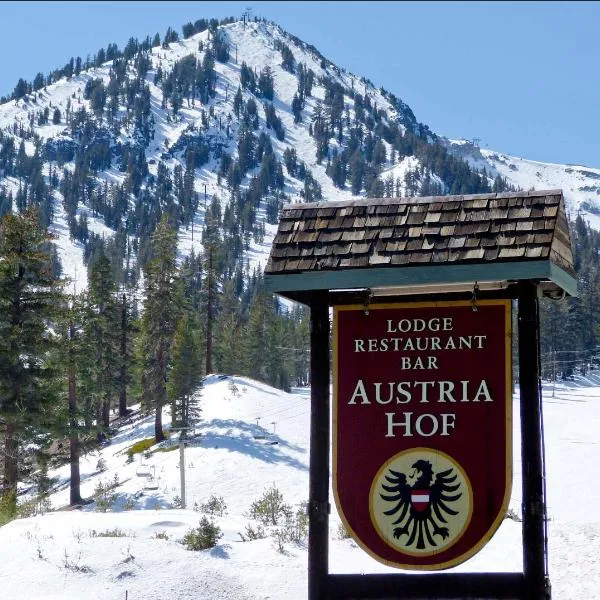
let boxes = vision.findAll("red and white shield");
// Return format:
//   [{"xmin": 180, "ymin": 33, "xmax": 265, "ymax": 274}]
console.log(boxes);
[{"xmin": 411, "ymin": 489, "xmax": 430, "ymax": 512}]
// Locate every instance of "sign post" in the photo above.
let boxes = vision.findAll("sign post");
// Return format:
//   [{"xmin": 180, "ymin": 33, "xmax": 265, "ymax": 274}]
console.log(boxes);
[{"xmin": 333, "ymin": 300, "xmax": 512, "ymax": 570}]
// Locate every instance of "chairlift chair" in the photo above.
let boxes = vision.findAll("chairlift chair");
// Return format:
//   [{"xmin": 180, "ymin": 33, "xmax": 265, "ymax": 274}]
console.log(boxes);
[{"xmin": 144, "ymin": 466, "xmax": 159, "ymax": 490}]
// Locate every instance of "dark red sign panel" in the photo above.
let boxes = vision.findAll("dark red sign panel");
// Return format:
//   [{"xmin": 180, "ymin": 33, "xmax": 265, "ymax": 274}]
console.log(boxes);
[{"xmin": 333, "ymin": 300, "xmax": 512, "ymax": 570}]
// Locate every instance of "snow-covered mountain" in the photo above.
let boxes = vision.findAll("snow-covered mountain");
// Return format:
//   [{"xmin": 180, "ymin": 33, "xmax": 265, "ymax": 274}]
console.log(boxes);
[
  {"xmin": 448, "ymin": 138, "xmax": 600, "ymax": 229},
  {"xmin": 0, "ymin": 374, "xmax": 599, "ymax": 599},
  {"xmin": 0, "ymin": 16, "xmax": 596, "ymax": 291},
  {"xmin": 0, "ymin": 19, "xmax": 425, "ymax": 290}
]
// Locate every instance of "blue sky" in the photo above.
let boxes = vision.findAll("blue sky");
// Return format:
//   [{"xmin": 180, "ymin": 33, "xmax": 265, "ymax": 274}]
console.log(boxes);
[{"xmin": 0, "ymin": 1, "xmax": 598, "ymax": 167}]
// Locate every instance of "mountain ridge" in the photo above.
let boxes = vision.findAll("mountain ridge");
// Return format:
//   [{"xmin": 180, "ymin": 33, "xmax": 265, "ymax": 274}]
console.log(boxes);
[{"xmin": 0, "ymin": 17, "xmax": 596, "ymax": 290}]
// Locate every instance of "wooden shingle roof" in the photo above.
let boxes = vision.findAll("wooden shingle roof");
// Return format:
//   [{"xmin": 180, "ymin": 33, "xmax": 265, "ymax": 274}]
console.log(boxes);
[{"xmin": 264, "ymin": 190, "xmax": 577, "ymax": 301}]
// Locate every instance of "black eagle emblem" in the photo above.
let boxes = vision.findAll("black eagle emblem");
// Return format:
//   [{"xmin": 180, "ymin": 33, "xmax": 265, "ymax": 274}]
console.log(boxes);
[{"xmin": 380, "ymin": 459, "xmax": 462, "ymax": 550}]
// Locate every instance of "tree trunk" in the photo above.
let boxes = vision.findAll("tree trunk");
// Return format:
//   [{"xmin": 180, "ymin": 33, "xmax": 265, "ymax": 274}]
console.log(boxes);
[
  {"xmin": 119, "ymin": 293, "xmax": 128, "ymax": 417},
  {"xmin": 155, "ymin": 397, "xmax": 165, "ymax": 442},
  {"xmin": 3, "ymin": 422, "xmax": 18, "ymax": 495},
  {"xmin": 102, "ymin": 398, "xmax": 110, "ymax": 429},
  {"xmin": 155, "ymin": 348, "xmax": 166, "ymax": 443},
  {"xmin": 205, "ymin": 248, "xmax": 214, "ymax": 374},
  {"xmin": 68, "ymin": 357, "xmax": 82, "ymax": 505}
]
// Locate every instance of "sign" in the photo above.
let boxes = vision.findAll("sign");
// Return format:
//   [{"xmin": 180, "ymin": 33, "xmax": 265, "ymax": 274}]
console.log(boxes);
[{"xmin": 333, "ymin": 300, "xmax": 512, "ymax": 570}]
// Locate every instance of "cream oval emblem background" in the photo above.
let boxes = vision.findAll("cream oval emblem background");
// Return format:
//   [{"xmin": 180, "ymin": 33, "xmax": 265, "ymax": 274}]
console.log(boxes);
[{"xmin": 370, "ymin": 448, "xmax": 473, "ymax": 556}]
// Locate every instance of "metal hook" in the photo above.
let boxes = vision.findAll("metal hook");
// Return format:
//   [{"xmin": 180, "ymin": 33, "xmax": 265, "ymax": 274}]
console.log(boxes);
[
  {"xmin": 471, "ymin": 282, "xmax": 480, "ymax": 312},
  {"xmin": 363, "ymin": 288, "xmax": 374, "ymax": 316}
]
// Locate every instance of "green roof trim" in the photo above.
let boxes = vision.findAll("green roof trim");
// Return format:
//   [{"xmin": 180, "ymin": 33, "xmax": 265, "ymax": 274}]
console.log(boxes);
[{"xmin": 264, "ymin": 260, "xmax": 577, "ymax": 298}]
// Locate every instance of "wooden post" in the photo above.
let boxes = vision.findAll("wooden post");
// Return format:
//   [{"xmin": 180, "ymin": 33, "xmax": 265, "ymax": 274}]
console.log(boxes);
[
  {"xmin": 518, "ymin": 282, "xmax": 550, "ymax": 600},
  {"xmin": 308, "ymin": 291, "xmax": 330, "ymax": 600}
]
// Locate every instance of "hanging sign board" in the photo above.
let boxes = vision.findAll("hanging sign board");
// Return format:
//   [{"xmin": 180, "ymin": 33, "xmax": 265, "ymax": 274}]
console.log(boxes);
[{"xmin": 333, "ymin": 300, "xmax": 512, "ymax": 570}]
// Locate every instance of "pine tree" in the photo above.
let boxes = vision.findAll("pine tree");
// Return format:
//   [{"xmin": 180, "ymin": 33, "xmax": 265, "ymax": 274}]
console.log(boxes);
[
  {"xmin": 86, "ymin": 249, "xmax": 120, "ymax": 434},
  {"xmin": 117, "ymin": 292, "xmax": 136, "ymax": 417},
  {"xmin": 0, "ymin": 208, "xmax": 63, "ymax": 495},
  {"xmin": 169, "ymin": 313, "xmax": 203, "ymax": 431},
  {"xmin": 141, "ymin": 215, "xmax": 180, "ymax": 442},
  {"xmin": 214, "ymin": 280, "xmax": 242, "ymax": 375},
  {"xmin": 59, "ymin": 293, "xmax": 100, "ymax": 505},
  {"xmin": 202, "ymin": 197, "xmax": 222, "ymax": 374}
]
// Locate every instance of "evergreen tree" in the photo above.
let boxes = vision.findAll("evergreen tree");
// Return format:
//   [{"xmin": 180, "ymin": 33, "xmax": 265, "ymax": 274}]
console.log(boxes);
[
  {"xmin": 59, "ymin": 293, "xmax": 99, "ymax": 505},
  {"xmin": 0, "ymin": 208, "xmax": 62, "ymax": 495},
  {"xmin": 141, "ymin": 215, "xmax": 180, "ymax": 442},
  {"xmin": 86, "ymin": 248, "xmax": 121, "ymax": 434},
  {"xmin": 168, "ymin": 313, "xmax": 203, "ymax": 431},
  {"xmin": 202, "ymin": 198, "xmax": 222, "ymax": 374}
]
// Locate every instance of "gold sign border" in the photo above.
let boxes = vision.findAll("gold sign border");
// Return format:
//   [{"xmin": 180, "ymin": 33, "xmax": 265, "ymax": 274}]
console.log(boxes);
[{"xmin": 332, "ymin": 299, "xmax": 513, "ymax": 570}]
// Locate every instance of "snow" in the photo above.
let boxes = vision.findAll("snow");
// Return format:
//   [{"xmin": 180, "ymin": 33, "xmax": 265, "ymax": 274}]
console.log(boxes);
[
  {"xmin": 0, "ymin": 372, "xmax": 599, "ymax": 599},
  {"xmin": 447, "ymin": 138, "xmax": 600, "ymax": 230},
  {"xmin": 0, "ymin": 19, "xmax": 418, "ymax": 286}
]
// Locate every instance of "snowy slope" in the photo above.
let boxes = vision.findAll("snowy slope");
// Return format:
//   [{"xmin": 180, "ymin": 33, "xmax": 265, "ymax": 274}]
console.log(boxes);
[
  {"xmin": 448, "ymin": 138, "xmax": 600, "ymax": 230},
  {"xmin": 0, "ymin": 20, "xmax": 421, "ymax": 289},
  {"xmin": 0, "ymin": 373, "xmax": 599, "ymax": 599}
]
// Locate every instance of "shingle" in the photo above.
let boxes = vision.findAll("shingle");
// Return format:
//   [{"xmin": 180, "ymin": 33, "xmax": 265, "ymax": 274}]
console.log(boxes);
[
  {"xmin": 448, "ymin": 236, "xmax": 467, "ymax": 249},
  {"xmin": 320, "ymin": 256, "xmax": 339, "ymax": 269},
  {"xmin": 279, "ymin": 220, "xmax": 295, "ymax": 232},
  {"xmin": 411, "ymin": 252, "xmax": 432, "ymax": 263},
  {"xmin": 462, "ymin": 248, "xmax": 486, "ymax": 260},
  {"xmin": 341, "ymin": 230, "xmax": 366, "ymax": 242},
  {"xmin": 498, "ymin": 235, "xmax": 516, "ymax": 246},
  {"xmin": 432, "ymin": 250, "xmax": 449, "ymax": 262},
  {"xmin": 297, "ymin": 259, "xmax": 316, "ymax": 270},
  {"xmin": 499, "ymin": 247, "xmax": 526, "ymax": 258},
  {"xmin": 422, "ymin": 237, "xmax": 435, "ymax": 250},
  {"xmin": 340, "ymin": 255, "xmax": 369, "ymax": 267},
  {"xmin": 332, "ymin": 243, "xmax": 352, "ymax": 255},
  {"xmin": 315, "ymin": 218, "xmax": 331, "ymax": 230},
  {"xmin": 515, "ymin": 233, "xmax": 535, "ymax": 245},
  {"xmin": 406, "ymin": 213, "xmax": 424, "ymax": 225},
  {"xmin": 509, "ymin": 208, "xmax": 532, "ymax": 219},
  {"xmin": 515, "ymin": 220, "xmax": 534, "ymax": 232},
  {"xmin": 351, "ymin": 242, "xmax": 371, "ymax": 254},
  {"xmin": 489, "ymin": 198, "xmax": 510, "ymax": 209},
  {"xmin": 423, "ymin": 226, "xmax": 441, "ymax": 236},
  {"xmin": 390, "ymin": 253, "xmax": 412, "ymax": 265},
  {"xmin": 267, "ymin": 192, "xmax": 574, "ymax": 282},
  {"xmin": 406, "ymin": 239, "xmax": 424, "ymax": 251},
  {"xmin": 484, "ymin": 248, "xmax": 500, "ymax": 261},
  {"xmin": 293, "ymin": 231, "xmax": 318, "ymax": 243},
  {"xmin": 318, "ymin": 231, "xmax": 343, "ymax": 243},
  {"xmin": 534, "ymin": 232, "xmax": 553, "ymax": 244},
  {"xmin": 424, "ymin": 211, "xmax": 442, "ymax": 223},
  {"xmin": 369, "ymin": 253, "xmax": 392, "ymax": 266},
  {"xmin": 525, "ymin": 246, "xmax": 544, "ymax": 258},
  {"xmin": 316, "ymin": 207, "xmax": 336, "ymax": 217}
]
